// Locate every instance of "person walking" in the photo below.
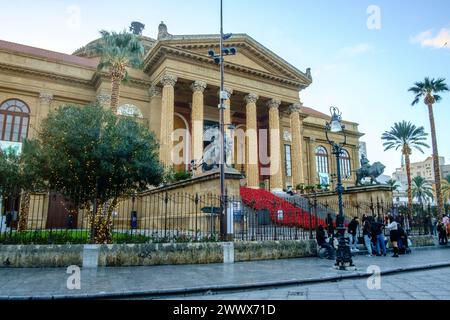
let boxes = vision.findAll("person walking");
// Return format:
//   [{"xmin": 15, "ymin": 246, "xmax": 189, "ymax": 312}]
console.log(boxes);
[
  {"xmin": 348, "ymin": 217, "xmax": 360, "ymax": 252},
  {"xmin": 362, "ymin": 214, "xmax": 373, "ymax": 257},
  {"xmin": 386, "ymin": 216, "xmax": 400, "ymax": 258}
]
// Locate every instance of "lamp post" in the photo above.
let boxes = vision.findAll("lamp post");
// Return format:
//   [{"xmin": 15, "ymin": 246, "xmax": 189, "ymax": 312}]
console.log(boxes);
[
  {"xmin": 207, "ymin": 0, "xmax": 237, "ymax": 240},
  {"xmin": 325, "ymin": 106, "xmax": 354, "ymax": 270}
]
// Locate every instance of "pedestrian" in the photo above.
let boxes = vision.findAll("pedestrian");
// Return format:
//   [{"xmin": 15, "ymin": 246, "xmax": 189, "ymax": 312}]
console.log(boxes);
[
  {"xmin": 386, "ymin": 215, "xmax": 400, "ymax": 258},
  {"xmin": 316, "ymin": 225, "xmax": 335, "ymax": 260},
  {"xmin": 66, "ymin": 212, "xmax": 74, "ymax": 229},
  {"xmin": 362, "ymin": 214, "xmax": 373, "ymax": 257},
  {"xmin": 131, "ymin": 211, "xmax": 138, "ymax": 230},
  {"xmin": 432, "ymin": 216, "xmax": 438, "ymax": 237},
  {"xmin": 326, "ymin": 213, "xmax": 334, "ymax": 238},
  {"xmin": 372, "ymin": 218, "xmax": 386, "ymax": 256},
  {"xmin": 347, "ymin": 217, "xmax": 360, "ymax": 252},
  {"xmin": 437, "ymin": 222, "xmax": 448, "ymax": 245}
]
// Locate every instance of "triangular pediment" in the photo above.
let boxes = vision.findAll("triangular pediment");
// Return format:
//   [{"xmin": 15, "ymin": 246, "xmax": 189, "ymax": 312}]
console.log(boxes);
[{"xmin": 144, "ymin": 34, "xmax": 312, "ymax": 87}]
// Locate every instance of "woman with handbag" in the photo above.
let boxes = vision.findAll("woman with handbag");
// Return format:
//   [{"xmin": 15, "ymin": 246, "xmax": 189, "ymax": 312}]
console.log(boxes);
[{"xmin": 386, "ymin": 216, "xmax": 400, "ymax": 258}]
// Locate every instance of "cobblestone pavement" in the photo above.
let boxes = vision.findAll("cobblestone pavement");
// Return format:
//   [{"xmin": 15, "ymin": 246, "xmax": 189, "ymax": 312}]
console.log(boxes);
[
  {"xmin": 159, "ymin": 267, "xmax": 450, "ymax": 300},
  {"xmin": 0, "ymin": 247, "xmax": 449, "ymax": 299}
]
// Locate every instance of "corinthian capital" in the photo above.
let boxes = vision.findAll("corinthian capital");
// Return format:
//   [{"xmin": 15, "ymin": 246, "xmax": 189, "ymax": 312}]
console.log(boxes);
[
  {"xmin": 191, "ymin": 81, "xmax": 207, "ymax": 93},
  {"xmin": 267, "ymin": 99, "xmax": 281, "ymax": 109},
  {"xmin": 244, "ymin": 93, "xmax": 259, "ymax": 105},
  {"xmin": 218, "ymin": 87, "xmax": 233, "ymax": 100},
  {"xmin": 39, "ymin": 92, "xmax": 53, "ymax": 104},
  {"xmin": 149, "ymin": 85, "xmax": 162, "ymax": 98},
  {"xmin": 160, "ymin": 74, "xmax": 178, "ymax": 87},
  {"xmin": 289, "ymin": 102, "xmax": 303, "ymax": 114}
]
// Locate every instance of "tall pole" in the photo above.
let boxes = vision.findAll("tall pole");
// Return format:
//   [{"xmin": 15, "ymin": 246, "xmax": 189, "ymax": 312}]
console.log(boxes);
[{"xmin": 219, "ymin": 0, "xmax": 227, "ymax": 240}]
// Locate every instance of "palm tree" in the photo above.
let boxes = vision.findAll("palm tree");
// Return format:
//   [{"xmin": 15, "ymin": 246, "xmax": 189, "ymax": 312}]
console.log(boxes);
[
  {"xmin": 382, "ymin": 121, "xmax": 429, "ymax": 217},
  {"xmin": 386, "ymin": 179, "xmax": 400, "ymax": 192},
  {"xmin": 86, "ymin": 30, "xmax": 145, "ymax": 113},
  {"xmin": 443, "ymin": 174, "xmax": 450, "ymax": 203},
  {"xmin": 412, "ymin": 176, "xmax": 434, "ymax": 206},
  {"xmin": 409, "ymin": 77, "xmax": 449, "ymax": 217}
]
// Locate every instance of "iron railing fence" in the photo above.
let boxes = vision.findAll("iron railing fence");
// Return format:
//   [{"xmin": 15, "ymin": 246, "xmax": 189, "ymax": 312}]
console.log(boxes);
[{"xmin": 0, "ymin": 191, "xmax": 442, "ymax": 245}]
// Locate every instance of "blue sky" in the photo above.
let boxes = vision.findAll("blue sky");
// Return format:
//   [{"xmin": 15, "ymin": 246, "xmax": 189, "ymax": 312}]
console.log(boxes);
[{"xmin": 1, "ymin": 0, "xmax": 449, "ymax": 175}]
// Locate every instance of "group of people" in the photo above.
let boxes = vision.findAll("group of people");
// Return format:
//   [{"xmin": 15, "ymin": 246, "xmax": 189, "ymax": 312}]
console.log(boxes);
[{"xmin": 316, "ymin": 213, "xmax": 412, "ymax": 259}]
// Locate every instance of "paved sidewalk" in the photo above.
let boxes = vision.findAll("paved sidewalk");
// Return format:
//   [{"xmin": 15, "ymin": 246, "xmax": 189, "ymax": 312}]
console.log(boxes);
[{"xmin": 0, "ymin": 247, "xmax": 449, "ymax": 300}]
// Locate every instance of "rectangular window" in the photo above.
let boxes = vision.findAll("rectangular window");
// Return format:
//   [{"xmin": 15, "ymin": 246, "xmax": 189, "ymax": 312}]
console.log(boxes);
[
  {"xmin": 0, "ymin": 114, "xmax": 4, "ymax": 139},
  {"xmin": 4, "ymin": 115, "xmax": 13, "ymax": 141},
  {"xmin": 284, "ymin": 144, "xmax": 292, "ymax": 177}
]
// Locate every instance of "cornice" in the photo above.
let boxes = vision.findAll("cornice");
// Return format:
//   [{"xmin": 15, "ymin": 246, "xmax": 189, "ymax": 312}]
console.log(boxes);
[
  {"xmin": 0, "ymin": 62, "xmax": 92, "ymax": 86},
  {"xmin": 150, "ymin": 34, "xmax": 313, "ymax": 85},
  {"xmin": 144, "ymin": 44, "xmax": 310, "ymax": 90}
]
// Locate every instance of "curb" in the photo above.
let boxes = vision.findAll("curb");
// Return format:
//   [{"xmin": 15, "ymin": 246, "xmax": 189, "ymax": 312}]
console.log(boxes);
[{"xmin": 2, "ymin": 259, "xmax": 450, "ymax": 300}]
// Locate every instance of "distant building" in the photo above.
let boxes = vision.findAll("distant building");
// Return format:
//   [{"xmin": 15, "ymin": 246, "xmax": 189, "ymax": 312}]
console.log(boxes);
[{"xmin": 392, "ymin": 156, "xmax": 447, "ymax": 204}]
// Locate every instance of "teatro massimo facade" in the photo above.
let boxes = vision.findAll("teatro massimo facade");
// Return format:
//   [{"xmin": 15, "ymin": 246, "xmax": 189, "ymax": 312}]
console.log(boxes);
[{"xmin": 0, "ymin": 22, "xmax": 364, "ymax": 197}]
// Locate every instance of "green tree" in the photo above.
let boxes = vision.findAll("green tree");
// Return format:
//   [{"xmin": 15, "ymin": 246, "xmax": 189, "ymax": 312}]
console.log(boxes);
[
  {"xmin": 382, "ymin": 121, "xmax": 429, "ymax": 217},
  {"xmin": 409, "ymin": 77, "xmax": 449, "ymax": 217},
  {"xmin": 85, "ymin": 30, "xmax": 145, "ymax": 113},
  {"xmin": 0, "ymin": 147, "xmax": 43, "ymax": 231},
  {"xmin": 386, "ymin": 179, "xmax": 400, "ymax": 191},
  {"xmin": 411, "ymin": 176, "xmax": 434, "ymax": 206},
  {"xmin": 443, "ymin": 174, "xmax": 450, "ymax": 203},
  {"xmin": 23, "ymin": 103, "xmax": 163, "ymax": 243}
]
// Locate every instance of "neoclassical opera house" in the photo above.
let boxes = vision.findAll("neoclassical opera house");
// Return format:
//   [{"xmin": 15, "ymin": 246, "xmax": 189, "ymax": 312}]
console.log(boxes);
[{"xmin": 0, "ymin": 22, "xmax": 364, "ymax": 223}]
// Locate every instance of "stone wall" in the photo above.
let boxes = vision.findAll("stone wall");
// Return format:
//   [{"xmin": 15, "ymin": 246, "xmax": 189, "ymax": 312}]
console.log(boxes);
[
  {"xmin": 98, "ymin": 242, "xmax": 224, "ymax": 267},
  {"xmin": 409, "ymin": 236, "xmax": 435, "ymax": 248},
  {"xmin": 0, "ymin": 240, "xmax": 317, "ymax": 268},
  {"xmin": 0, "ymin": 245, "xmax": 83, "ymax": 268},
  {"xmin": 234, "ymin": 240, "xmax": 317, "ymax": 262}
]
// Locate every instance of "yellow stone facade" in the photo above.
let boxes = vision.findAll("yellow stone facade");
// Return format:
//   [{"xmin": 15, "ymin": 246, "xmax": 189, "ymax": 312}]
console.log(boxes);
[{"xmin": 0, "ymin": 23, "xmax": 364, "ymax": 196}]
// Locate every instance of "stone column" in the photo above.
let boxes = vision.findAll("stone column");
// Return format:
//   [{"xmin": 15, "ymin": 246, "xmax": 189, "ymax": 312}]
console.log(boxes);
[
  {"xmin": 244, "ymin": 93, "xmax": 260, "ymax": 189},
  {"xmin": 96, "ymin": 90, "xmax": 111, "ymax": 109},
  {"xmin": 308, "ymin": 137, "xmax": 317, "ymax": 185},
  {"xmin": 191, "ymin": 81, "xmax": 207, "ymax": 174},
  {"xmin": 289, "ymin": 103, "xmax": 305, "ymax": 188},
  {"xmin": 37, "ymin": 92, "xmax": 53, "ymax": 130},
  {"xmin": 267, "ymin": 99, "xmax": 283, "ymax": 192},
  {"xmin": 223, "ymin": 88, "xmax": 233, "ymax": 167},
  {"xmin": 159, "ymin": 74, "xmax": 177, "ymax": 167},
  {"xmin": 149, "ymin": 85, "xmax": 162, "ymax": 139}
]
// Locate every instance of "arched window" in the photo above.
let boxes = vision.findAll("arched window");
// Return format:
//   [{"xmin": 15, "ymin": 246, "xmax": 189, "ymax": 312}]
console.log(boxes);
[
  {"xmin": 117, "ymin": 104, "xmax": 143, "ymax": 118},
  {"xmin": 0, "ymin": 99, "xmax": 30, "ymax": 142},
  {"xmin": 315, "ymin": 146, "xmax": 329, "ymax": 174},
  {"xmin": 340, "ymin": 149, "xmax": 352, "ymax": 179}
]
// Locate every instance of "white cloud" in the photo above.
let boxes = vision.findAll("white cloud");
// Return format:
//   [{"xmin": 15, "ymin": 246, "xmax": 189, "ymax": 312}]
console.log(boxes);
[
  {"xmin": 411, "ymin": 28, "xmax": 450, "ymax": 49},
  {"xmin": 337, "ymin": 43, "xmax": 374, "ymax": 58}
]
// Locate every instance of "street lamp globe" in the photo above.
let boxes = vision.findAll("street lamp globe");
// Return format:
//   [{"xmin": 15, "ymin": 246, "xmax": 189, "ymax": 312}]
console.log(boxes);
[{"xmin": 329, "ymin": 106, "xmax": 343, "ymax": 133}]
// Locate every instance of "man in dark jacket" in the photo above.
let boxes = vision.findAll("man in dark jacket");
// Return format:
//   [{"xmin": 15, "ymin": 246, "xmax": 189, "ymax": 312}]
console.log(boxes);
[
  {"xmin": 362, "ymin": 215, "xmax": 373, "ymax": 256},
  {"xmin": 316, "ymin": 225, "xmax": 335, "ymax": 260},
  {"xmin": 326, "ymin": 213, "xmax": 334, "ymax": 238},
  {"xmin": 372, "ymin": 219, "xmax": 386, "ymax": 256},
  {"xmin": 347, "ymin": 217, "xmax": 360, "ymax": 252}
]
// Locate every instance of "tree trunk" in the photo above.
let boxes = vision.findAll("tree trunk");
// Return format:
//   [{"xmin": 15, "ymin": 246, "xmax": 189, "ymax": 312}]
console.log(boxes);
[
  {"xmin": 427, "ymin": 103, "xmax": 444, "ymax": 218},
  {"xmin": 110, "ymin": 76, "xmax": 121, "ymax": 114},
  {"xmin": 17, "ymin": 191, "xmax": 30, "ymax": 232},
  {"xmin": 93, "ymin": 198, "xmax": 118, "ymax": 244},
  {"xmin": 405, "ymin": 153, "xmax": 413, "ymax": 219}
]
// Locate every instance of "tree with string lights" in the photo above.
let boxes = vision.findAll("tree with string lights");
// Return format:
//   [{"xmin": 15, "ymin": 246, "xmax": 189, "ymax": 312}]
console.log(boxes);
[{"xmin": 23, "ymin": 103, "xmax": 163, "ymax": 243}]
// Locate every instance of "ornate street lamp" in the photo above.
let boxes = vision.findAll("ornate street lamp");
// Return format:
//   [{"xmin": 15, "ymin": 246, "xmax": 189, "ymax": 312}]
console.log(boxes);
[
  {"xmin": 325, "ymin": 106, "xmax": 355, "ymax": 270},
  {"xmin": 207, "ymin": 0, "xmax": 237, "ymax": 240}
]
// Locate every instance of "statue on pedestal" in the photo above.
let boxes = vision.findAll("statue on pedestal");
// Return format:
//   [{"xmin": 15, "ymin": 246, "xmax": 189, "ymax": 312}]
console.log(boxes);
[{"xmin": 355, "ymin": 154, "xmax": 386, "ymax": 186}]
